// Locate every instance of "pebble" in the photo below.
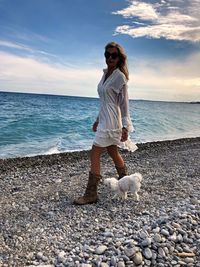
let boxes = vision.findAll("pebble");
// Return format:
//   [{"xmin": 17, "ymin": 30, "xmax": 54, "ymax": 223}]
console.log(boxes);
[
  {"xmin": 158, "ymin": 247, "xmax": 166, "ymax": 258},
  {"xmin": 172, "ymin": 222, "xmax": 181, "ymax": 228},
  {"xmin": 143, "ymin": 248, "xmax": 152, "ymax": 259},
  {"xmin": 160, "ymin": 229, "xmax": 170, "ymax": 237},
  {"xmin": 154, "ymin": 234, "xmax": 162, "ymax": 243},
  {"xmin": 141, "ymin": 237, "xmax": 152, "ymax": 247},
  {"xmin": 103, "ymin": 231, "xmax": 114, "ymax": 237},
  {"xmin": 117, "ymin": 262, "xmax": 125, "ymax": 267},
  {"xmin": 95, "ymin": 245, "xmax": 108, "ymax": 255},
  {"xmin": 184, "ymin": 257, "xmax": 195, "ymax": 264},
  {"xmin": 1, "ymin": 138, "xmax": 200, "ymax": 267},
  {"xmin": 133, "ymin": 252, "xmax": 143, "ymax": 265},
  {"xmin": 110, "ymin": 256, "xmax": 117, "ymax": 266},
  {"xmin": 124, "ymin": 247, "xmax": 137, "ymax": 257}
]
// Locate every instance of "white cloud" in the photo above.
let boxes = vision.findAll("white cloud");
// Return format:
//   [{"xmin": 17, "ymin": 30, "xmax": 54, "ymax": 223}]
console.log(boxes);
[
  {"xmin": 113, "ymin": 0, "xmax": 200, "ymax": 42},
  {"xmin": 0, "ymin": 50, "xmax": 199, "ymax": 102},
  {"xmin": 113, "ymin": 1, "xmax": 158, "ymax": 20},
  {"xmin": 0, "ymin": 39, "xmax": 58, "ymax": 59},
  {"xmin": 0, "ymin": 40, "xmax": 34, "ymax": 52},
  {"xmin": 0, "ymin": 52, "xmax": 101, "ymax": 97},
  {"xmin": 128, "ymin": 52, "xmax": 200, "ymax": 101}
]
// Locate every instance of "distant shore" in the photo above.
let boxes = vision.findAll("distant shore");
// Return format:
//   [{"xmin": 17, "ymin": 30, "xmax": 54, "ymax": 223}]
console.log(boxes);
[{"xmin": 0, "ymin": 136, "xmax": 200, "ymax": 266}]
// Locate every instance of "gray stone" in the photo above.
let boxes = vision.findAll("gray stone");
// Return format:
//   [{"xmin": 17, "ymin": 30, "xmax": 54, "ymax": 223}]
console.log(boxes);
[
  {"xmin": 177, "ymin": 234, "xmax": 183, "ymax": 242},
  {"xmin": 184, "ymin": 257, "xmax": 194, "ymax": 264},
  {"xmin": 110, "ymin": 256, "xmax": 117, "ymax": 266},
  {"xmin": 168, "ymin": 233, "xmax": 177, "ymax": 241},
  {"xmin": 143, "ymin": 248, "xmax": 152, "ymax": 259},
  {"xmin": 95, "ymin": 245, "xmax": 107, "ymax": 255},
  {"xmin": 152, "ymin": 227, "xmax": 160, "ymax": 233},
  {"xmin": 121, "ymin": 255, "xmax": 130, "ymax": 262},
  {"xmin": 103, "ymin": 231, "xmax": 114, "ymax": 237},
  {"xmin": 117, "ymin": 261, "xmax": 125, "ymax": 267},
  {"xmin": 57, "ymin": 251, "xmax": 66, "ymax": 263},
  {"xmin": 177, "ymin": 261, "xmax": 187, "ymax": 265},
  {"xmin": 133, "ymin": 252, "xmax": 143, "ymax": 265},
  {"xmin": 172, "ymin": 222, "xmax": 181, "ymax": 228},
  {"xmin": 158, "ymin": 247, "xmax": 166, "ymax": 258},
  {"xmin": 141, "ymin": 238, "xmax": 152, "ymax": 247},
  {"xmin": 115, "ymin": 241, "xmax": 122, "ymax": 247},
  {"xmin": 160, "ymin": 229, "xmax": 169, "ymax": 237},
  {"xmin": 154, "ymin": 234, "xmax": 162, "ymax": 243},
  {"xmin": 100, "ymin": 263, "xmax": 109, "ymax": 267},
  {"xmin": 124, "ymin": 247, "xmax": 137, "ymax": 258},
  {"xmin": 36, "ymin": 252, "xmax": 44, "ymax": 259},
  {"xmin": 139, "ymin": 231, "xmax": 148, "ymax": 239},
  {"xmin": 144, "ymin": 259, "xmax": 151, "ymax": 266}
]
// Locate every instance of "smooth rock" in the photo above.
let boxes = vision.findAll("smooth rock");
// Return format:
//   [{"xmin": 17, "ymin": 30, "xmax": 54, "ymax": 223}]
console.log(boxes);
[
  {"xmin": 184, "ymin": 257, "xmax": 194, "ymax": 263},
  {"xmin": 144, "ymin": 259, "xmax": 151, "ymax": 266},
  {"xmin": 124, "ymin": 247, "xmax": 137, "ymax": 258},
  {"xmin": 160, "ymin": 229, "xmax": 169, "ymax": 237},
  {"xmin": 172, "ymin": 222, "xmax": 181, "ymax": 228},
  {"xmin": 117, "ymin": 261, "xmax": 125, "ymax": 267},
  {"xmin": 168, "ymin": 233, "xmax": 177, "ymax": 241},
  {"xmin": 110, "ymin": 256, "xmax": 117, "ymax": 266},
  {"xmin": 100, "ymin": 263, "xmax": 109, "ymax": 267},
  {"xmin": 141, "ymin": 238, "xmax": 152, "ymax": 247},
  {"xmin": 143, "ymin": 248, "xmax": 152, "ymax": 259},
  {"xmin": 95, "ymin": 245, "xmax": 107, "ymax": 255},
  {"xmin": 158, "ymin": 247, "xmax": 166, "ymax": 258},
  {"xmin": 154, "ymin": 234, "xmax": 162, "ymax": 243},
  {"xmin": 133, "ymin": 252, "xmax": 143, "ymax": 265},
  {"xmin": 103, "ymin": 231, "xmax": 114, "ymax": 237}
]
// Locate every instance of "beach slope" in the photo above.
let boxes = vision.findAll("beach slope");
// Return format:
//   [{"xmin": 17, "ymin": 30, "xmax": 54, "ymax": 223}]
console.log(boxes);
[{"xmin": 0, "ymin": 137, "xmax": 200, "ymax": 266}]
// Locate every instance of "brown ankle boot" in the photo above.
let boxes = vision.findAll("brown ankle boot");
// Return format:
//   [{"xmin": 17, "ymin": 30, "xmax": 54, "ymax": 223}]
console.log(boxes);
[
  {"xmin": 115, "ymin": 165, "xmax": 128, "ymax": 179},
  {"xmin": 73, "ymin": 172, "xmax": 102, "ymax": 205}
]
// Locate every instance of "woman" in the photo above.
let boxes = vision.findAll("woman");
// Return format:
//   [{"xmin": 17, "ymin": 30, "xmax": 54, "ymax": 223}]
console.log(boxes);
[{"xmin": 74, "ymin": 42, "xmax": 137, "ymax": 205}]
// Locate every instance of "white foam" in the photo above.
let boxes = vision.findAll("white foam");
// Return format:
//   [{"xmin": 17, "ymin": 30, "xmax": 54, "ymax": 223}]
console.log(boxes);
[{"xmin": 44, "ymin": 146, "xmax": 60, "ymax": 155}]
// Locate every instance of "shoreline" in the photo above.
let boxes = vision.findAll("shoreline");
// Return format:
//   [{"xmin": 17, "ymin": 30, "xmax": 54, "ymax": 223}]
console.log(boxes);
[
  {"xmin": 0, "ymin": 136, "xmax": 200, "ymax": 266},
  {"xmin": 0, "ymin": 136, "xmax": 199, "ymax": 169}
]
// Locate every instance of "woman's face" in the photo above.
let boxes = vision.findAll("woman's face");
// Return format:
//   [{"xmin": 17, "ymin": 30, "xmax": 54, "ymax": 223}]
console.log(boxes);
[{"xmin": 105, "ymin": 47, "xmax": 119, "ymax": 69}]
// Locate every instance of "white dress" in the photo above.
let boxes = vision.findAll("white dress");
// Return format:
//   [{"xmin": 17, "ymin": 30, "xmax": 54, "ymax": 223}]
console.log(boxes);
[{"xmin": 93, "ymin": 68, "xmax": 138, "ymax": 152}]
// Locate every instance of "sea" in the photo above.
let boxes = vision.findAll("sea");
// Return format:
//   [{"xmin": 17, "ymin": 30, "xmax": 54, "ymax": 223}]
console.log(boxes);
[{"xmin": 0, "ymin": 91, "xmax": 199, "ymax": 159}]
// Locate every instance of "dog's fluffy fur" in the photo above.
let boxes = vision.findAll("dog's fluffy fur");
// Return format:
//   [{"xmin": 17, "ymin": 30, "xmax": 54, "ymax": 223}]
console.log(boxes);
[{"xmin": 104, "ymin": 173, "xmax": 142, "ymax": 200}]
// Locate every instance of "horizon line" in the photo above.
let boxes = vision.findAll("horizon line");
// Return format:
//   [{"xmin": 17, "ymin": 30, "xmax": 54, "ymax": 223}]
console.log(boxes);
[{"xmin": 0, "ymin": 90, "xmax": 199, "ymax": 104}]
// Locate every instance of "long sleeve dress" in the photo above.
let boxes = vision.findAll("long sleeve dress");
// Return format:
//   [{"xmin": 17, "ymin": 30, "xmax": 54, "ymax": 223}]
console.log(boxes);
[{"xmin": 93, "ymin": 68, "xmax": 138, "ymax": 152}]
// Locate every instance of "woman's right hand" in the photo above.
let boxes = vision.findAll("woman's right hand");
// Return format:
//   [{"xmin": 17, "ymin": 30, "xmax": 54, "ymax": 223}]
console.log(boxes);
[{"xmin": 92, "ymin": 121, "xmax": 99, "ymax": 132}]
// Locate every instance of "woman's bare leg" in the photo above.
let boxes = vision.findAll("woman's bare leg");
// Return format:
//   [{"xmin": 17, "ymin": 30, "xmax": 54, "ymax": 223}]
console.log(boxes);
[
  {"xmin": 90, "ymin": 145, "xmax": 105, "ymax": 175},
  {"xmin": 106, "ymin": 145, "xmax": 124, "ymax": 168}
]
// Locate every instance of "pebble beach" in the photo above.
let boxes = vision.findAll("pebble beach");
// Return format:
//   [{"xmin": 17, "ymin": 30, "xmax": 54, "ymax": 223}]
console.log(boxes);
[{"xmin": 0, "ymin": 137, "xmax": 200, "ymax": 267}]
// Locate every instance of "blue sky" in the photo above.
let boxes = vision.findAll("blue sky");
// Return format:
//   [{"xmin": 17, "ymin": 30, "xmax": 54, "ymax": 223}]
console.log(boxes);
[{"xmin": 0, "ymin": 0, "xmax": 200, "ymax": 101}]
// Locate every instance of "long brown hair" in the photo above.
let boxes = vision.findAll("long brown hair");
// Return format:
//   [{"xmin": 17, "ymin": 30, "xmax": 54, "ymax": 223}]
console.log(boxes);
[{"xmin": 105, "ymin": 42, "xmax": 129, "ymax": 80}]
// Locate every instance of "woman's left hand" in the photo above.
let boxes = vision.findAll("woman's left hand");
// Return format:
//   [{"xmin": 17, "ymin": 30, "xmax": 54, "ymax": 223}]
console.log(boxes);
[{"xmin": 121, "ymin": 127, "xmax": 128, "ymax": 142}]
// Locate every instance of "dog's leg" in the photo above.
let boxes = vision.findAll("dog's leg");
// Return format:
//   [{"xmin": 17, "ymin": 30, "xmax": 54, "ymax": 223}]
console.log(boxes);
[
  {"xmin": 112, "ymin": 193, "xmax": 118, "ymax": 200},
  {"xmin": 121, "ymin": 191, "xmax": 127, "ymax": 200},
  {"xmin": 134, "ymin": 192, "xmax": 139, "ymax": 201}
]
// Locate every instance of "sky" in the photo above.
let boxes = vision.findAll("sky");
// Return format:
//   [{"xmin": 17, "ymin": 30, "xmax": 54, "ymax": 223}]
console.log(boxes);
[{"xmin": 0, "ymin": 0, "xmax": 200, "ymax": 102}]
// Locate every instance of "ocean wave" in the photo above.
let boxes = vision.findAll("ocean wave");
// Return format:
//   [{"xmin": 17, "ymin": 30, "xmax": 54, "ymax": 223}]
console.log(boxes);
[{"xmin": 1, "ymin": 92, "xmax": 200, "ymax": 159}]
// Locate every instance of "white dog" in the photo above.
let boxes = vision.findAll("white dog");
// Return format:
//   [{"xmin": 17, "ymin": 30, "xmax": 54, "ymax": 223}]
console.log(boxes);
[{"xmin": 104, "ymin": 173, "xmax": 142, "ymax": 201}]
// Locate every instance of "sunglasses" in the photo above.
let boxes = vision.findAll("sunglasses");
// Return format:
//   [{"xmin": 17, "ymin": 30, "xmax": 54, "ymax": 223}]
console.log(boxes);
[{"xmin": 104, "ymin": 51, "xmax": 119, "ymax": 60}]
